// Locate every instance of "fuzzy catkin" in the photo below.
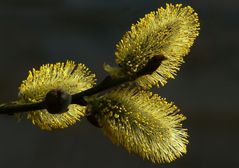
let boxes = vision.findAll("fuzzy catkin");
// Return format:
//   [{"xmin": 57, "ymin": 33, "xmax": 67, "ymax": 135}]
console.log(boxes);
[
  {"xmin": 18, "ymin": 61, "xmax": 96, "ymax": 130},
  {"xmin": 89, "ymin": 87, "xmax": 188, "ymax": 163},
  {"xmin": 105, "ymin": 4, "xmax": 200, "ymax": 88}
]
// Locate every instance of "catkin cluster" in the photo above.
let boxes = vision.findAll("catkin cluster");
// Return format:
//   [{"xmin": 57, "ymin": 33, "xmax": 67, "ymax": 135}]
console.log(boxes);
[{"xmin": 17, "ymin": 3, "xmax": 199, "ymax": 163}]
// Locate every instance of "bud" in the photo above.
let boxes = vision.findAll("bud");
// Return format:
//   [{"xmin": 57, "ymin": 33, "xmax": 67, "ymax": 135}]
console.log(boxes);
[
  {"xmin": 45, "ymin": 89, "xmax": 72, "ymax": 114},
  {"xmin": 136, "ymin": 55, "xmax": 166, "ymax": 77}
]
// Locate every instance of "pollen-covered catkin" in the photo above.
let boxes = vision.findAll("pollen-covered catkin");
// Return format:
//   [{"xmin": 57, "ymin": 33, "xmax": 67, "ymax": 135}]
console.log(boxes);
[
  {"xmin": 18, "ymin": 61, "xmax": 96, "ymax": 130},
  {"xmin": 105, "ymin": 3, "xmax": 200, "ymax": 88},
  {"xmin": 88, "ymin": 87, "xmax": 188, "ymax": 163}
]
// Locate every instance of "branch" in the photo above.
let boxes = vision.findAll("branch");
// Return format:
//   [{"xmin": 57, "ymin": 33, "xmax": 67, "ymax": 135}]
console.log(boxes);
[
  {"xmin": 0, "ymin": 55, "xmax": 165, "ymax": 115},
  {"xmin": 0, "ymin": 102, "xmax": 46, "ymax": 115}
]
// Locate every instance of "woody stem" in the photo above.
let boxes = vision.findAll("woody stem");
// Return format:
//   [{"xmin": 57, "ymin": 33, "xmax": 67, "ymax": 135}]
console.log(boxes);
[
  {"xmin": 0, "ymin": 55, "xmax": 165, "ymax": 115},
  {"xmin": 0, "ymin": 75, "xmax": 132, "ymax": 115}
]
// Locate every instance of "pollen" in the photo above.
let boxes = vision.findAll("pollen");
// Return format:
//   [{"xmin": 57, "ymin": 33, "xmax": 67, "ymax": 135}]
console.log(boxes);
[
  {"xmin": 88, "ymin": 87, "xmax": 188, "ymax": 163},
  {"xmin": 18, "ymin": 61, "xmax": 96, "ymax": 130},
  {"xmin": 105, "ymin": 3, "xmax": 200, "ymax": 88}
]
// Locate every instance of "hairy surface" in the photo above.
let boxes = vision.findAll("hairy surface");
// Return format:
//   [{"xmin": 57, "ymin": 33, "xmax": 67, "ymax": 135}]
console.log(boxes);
[
  {"xmin": 18, "ymin": 61, "xmax": 96, "ymax": 130},
  {"xmin": 89, "ymin": 87, "xmax": 188, "ymax": 163},
  {"xmin": 105, "ymin": 3, "xmax": 200, "ymax": 88}
]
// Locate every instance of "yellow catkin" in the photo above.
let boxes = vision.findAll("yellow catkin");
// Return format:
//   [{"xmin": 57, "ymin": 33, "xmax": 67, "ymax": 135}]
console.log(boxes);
[
  {"xmin": 88, "ymin": 87, "xmax": 188, "ymax": 163},
  {"xmin": 105, "ymin": 3, "xmax": 200, "ymax": 88},
  {"xmin": 18, "ymin": 61, "xmax": 96, "ymax": 131}
]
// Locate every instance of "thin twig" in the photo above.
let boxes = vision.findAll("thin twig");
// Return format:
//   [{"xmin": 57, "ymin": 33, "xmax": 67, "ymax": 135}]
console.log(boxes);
[{"xmin": 0, "ymin": 55, "xmax": 165, "ymax": 115}]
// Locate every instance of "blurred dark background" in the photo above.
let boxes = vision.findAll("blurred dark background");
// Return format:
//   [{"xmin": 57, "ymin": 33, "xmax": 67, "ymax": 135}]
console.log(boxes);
[{"xmin": 0, "ymin": 0, "xmax": 238, "ymax": 168}]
